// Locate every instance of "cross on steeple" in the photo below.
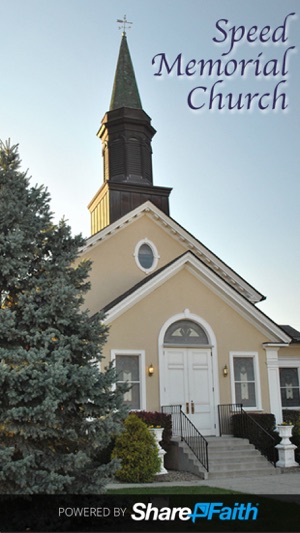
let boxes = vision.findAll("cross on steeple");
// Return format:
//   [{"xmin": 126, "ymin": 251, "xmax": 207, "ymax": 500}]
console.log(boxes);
[{"xmin": 117, "ymin": 15, "xmax": 132, "ymax": 35}]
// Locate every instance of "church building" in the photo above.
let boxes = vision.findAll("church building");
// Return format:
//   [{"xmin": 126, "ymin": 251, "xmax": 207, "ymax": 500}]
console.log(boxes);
[{"xmin": 79, "ymin": 31, "xmax": 300, "ymax": 436}]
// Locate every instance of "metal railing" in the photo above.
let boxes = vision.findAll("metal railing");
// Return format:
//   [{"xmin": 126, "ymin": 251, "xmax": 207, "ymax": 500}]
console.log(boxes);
[
  {"xmin": 162, "ymin": 404, "xmax": 209, "ymax": 471},
  {"xmin": 218, "ymin": 404, "xmax": 278, "ymax": 466},
  {"xmin": 218, "ymin": 403, "xmax": 243, "ymax": 435}
]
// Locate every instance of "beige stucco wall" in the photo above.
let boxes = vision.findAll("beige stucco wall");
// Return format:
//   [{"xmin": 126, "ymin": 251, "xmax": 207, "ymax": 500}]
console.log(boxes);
[
  {"xmin": 277, "ymin": 345, "xmax": 300, "ymax": 359},
  {"xmin": 79, "ymin": 214, "xmax": 187, "ymax": 314},
  {"xmin": 77, "ymin": 210, "xmax": 300, "ymax": 425},
  {"xmin": 103, "ymin": 267, "xmax": 273, "ymax": 413}
]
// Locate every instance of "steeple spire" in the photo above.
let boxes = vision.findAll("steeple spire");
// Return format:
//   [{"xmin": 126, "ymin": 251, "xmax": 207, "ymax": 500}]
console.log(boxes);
[
  {"xmin": 88, "ymin": 29, "xmax": 171, "ymax": 235},
  {"xmin": 110, "ymin": 32, "xmax": 142, "ymax": 111}
]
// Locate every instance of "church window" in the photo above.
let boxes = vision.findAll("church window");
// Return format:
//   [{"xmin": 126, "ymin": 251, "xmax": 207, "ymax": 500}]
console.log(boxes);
[
  {"xmin": 164, "ymin": 320, "xmax": 209, "ymax": 346},
  {"xmin": 230, "ymin": 352, "xmax": 261, "ymax": 410},
  {"xmin": 111, "ymin": 350, "xmax": 146, "ymax": 410},
  {"xmin": 280, "ymin": 368, "xmax": 300, "ymax": 408},
  {"xmin": 115, "ymin": 354, "xmax": 140, "ymax": 409},
  {"xmin": 134, "ymin": 239, "xmax": 159, "ymax": 273},
  {"xmin": 138, "ymin": 243, "xmax": 153, "ymax": 269}
]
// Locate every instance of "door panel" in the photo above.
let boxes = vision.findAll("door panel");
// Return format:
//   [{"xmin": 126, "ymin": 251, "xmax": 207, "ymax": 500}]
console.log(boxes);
[
  {"xmin": 188, "ymin": 349, "xmax": 214, "ymax": 433},
  {"xmin": 164, "ymin": 348, "xmax": 187, "ymax": 407},
  {"xmin": 164, "ymin": 348, "xmax": 215, "ymax": 435}
]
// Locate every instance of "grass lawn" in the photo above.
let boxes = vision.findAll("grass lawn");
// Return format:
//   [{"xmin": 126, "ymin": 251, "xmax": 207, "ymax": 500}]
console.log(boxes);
[{"xmin": 107, "ymin": 485, "xmax": 239, "ymax": 495}]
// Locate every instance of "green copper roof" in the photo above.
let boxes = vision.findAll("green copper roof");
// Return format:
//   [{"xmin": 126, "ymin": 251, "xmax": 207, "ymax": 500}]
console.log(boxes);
[{"xmin": 109, "ymin": 33, "xmax": 142, "ymax": 111}]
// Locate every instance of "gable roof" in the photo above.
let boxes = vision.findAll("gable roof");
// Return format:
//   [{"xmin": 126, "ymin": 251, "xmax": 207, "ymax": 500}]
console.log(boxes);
[
  {"xmin": 81, "ymin": 200, "xmax": 265, "ymax": 304},
  {"xmin": 279, "ymin": 325, "xmax": 300, "ymax": 343},
  {"xmin": 101, "ymin": 250, "xmax": 291, "ymax": 344}
]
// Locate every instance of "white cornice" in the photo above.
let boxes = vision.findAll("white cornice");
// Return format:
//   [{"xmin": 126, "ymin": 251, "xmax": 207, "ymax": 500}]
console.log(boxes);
[
  {"xmin": 80, "ymin": 207, "xmax": 144, "ymax": 252},
  {"xmin": 104, "ymin": 251, "xmax": 291, "ymax": 344},
  {"xmin": 80, "ymin": 201, "xmax": 265, "ymax": 304}
]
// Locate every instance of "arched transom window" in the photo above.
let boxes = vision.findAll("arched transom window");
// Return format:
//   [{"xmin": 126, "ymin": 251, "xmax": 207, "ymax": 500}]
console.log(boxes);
[{"xmin": 164, "ymin": 320, "xmax": 209, "ymax": 346}]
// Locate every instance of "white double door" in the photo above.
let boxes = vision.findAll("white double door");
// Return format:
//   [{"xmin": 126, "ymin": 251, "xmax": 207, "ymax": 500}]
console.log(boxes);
[{"xmin": 162, "ymin": 348, "xmax": 216, "ymax": 436}]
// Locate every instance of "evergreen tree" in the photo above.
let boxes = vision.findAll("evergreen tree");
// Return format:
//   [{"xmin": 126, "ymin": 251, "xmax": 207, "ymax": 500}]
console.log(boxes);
[{"xmin": 0, "ymin": 140, "xmax": 127, "ymax": 494}]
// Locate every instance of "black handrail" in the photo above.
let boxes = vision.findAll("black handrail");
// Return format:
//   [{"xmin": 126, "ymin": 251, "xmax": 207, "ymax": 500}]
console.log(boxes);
[
  {"xmin": 162, "ymin": 404, "xmax": 209, "ymax": 471},
  {"xmin": 218, "ymin": 403, "xmax": 243, "ymax": 435},
  {"xmin": 218, "ymin": 403, "xmax": 278, "ymax": 466}
]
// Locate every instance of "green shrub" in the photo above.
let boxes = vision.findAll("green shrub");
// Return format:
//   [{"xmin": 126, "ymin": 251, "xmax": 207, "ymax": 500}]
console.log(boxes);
[
  {"xmin": 292, "ymin": 417, "xmax": 300, "ymax": 464},
  {"xmin": 111, "ymin": 414, "xmax": 161, "ymax": 483},
  {"xmin": 231, "ymin": 413, "xmax": 280, "ymax": 463},
  {"xmin": 232, "ymin": 413, "xmax": 278, "ymax": 438},
  {"xmin": 282, "ymin": 409, "xmax": 300, "ymax": 426},
  {"xmin": 250, "ymin": 413, "xmax": 277, "ymax": 433},
  {"xmin": 132, "ymin": 410, "xmax": 172, "ymax": 450}
]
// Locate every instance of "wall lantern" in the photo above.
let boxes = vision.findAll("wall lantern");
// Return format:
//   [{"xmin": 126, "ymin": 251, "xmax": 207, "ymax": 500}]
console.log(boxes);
[
  {"xmin": 223, "ymin": 365, "xmax": 229, "ymax": 377},
  {"xmin": 148, "ymin": 363, "xmax": 154, "ymax": 377}
]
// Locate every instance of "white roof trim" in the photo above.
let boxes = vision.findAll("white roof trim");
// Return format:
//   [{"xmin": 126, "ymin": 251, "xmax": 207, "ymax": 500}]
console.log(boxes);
[
  {"xmin": 104, "ymin": 251, "xmax": 291, "ymax": 344},
  {"xmin": 81, "ymin": 201, "xmax": 264, "ymax": 304}
]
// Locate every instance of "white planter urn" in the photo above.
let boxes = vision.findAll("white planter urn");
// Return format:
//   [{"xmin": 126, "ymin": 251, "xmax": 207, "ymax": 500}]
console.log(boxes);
[
  {"xmin": 275, "ymin": 425, "xmax": 298, "ymax": 468},
  {"xmin": 149, "ymin": 427, "xmax": 168, "ymax": 475}
]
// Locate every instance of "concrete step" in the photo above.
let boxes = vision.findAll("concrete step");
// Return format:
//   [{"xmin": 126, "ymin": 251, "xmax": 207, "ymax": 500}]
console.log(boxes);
[
  {"xmin": 207, "ymin": 467, "xmax": 280, "ymax": 479},
  {"xmin": 206, "ymin": 437, "xmax": 253, "ymax": 448},
  {"xmin": 208, "ymin": 451, "xmax": 268, "ymax": 463},
  {"xmin": 208, "ymin": 450, "xmax": 263, "ymax": 461},
  {"xmin": 208, "ymin": 456, "xmax": 269, "ymax": 467},
  {"xmin": 208, "ymin": 460, "xmax": 274, "ymax": 472},
  {"xmin": 167, "ymin": 436, "xmax": 280, "ymax": 480}
]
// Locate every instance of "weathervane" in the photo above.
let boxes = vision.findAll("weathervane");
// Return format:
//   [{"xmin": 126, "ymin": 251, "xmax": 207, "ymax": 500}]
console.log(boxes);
[{"xmin": 117, "ymin": 15, "xmax": 133, "ymax": 35}]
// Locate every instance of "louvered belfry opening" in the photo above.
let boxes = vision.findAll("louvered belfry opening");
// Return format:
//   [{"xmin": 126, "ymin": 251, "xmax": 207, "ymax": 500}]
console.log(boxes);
[{"xmin": 100, "ymin": 106, "xmax": 155, "ymax": 187}]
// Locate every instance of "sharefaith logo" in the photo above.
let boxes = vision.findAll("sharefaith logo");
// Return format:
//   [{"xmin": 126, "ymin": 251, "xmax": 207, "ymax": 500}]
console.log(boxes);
[
  {"xmin": 189, "ymin": 502, "xmax": 259, "ymax": 522},
  {"xmin": 131, "ymin": 501, "xmax": 259, "ymax": 522}
]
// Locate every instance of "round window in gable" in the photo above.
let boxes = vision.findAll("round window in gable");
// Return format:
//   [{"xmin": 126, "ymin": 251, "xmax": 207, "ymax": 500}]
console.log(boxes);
[{"xmin": 134, "ymin": 240, "xmax": 159, "ymax": 273}]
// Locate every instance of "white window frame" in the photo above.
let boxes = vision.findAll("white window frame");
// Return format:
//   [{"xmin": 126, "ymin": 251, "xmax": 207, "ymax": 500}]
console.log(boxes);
[
  {"xmin": 278, "ymin": 357, "xmax": 300, "ymax": 411},
  {"xmin": 134, "ymin": 239, "xmax": 159, "ymax": 273},
  {"xmin": 229, "ymin": 352, "xmax": 262, "ymax": 411},
  {"xmin": 111, "ymin": 350, "xmax": 146, "ymax": 410}
]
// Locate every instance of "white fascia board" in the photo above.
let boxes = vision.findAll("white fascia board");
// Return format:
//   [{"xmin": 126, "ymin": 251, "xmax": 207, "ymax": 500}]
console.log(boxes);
[
  {"xmin": 148, "ymin": 208, "xmax": 264, "ymax": 303},
  {"xmin": 104, "ymin": 255, "xmax": 184, "ymax": 323},
  {"xmin": 263, "ymin": 343, "xmax": 290, "ymax": 348},
  {"xmin": 184, "ymin": 261, "xmax": 290, "ymax": 343},
  {"xmin": 182, "ymin": 255, "xmax": 290, "ymax": 343},
  {"xmin": 80, "ymin": 203, "xmax": 148, "ymax": 253},
  {"xmin": 81, "ymin": 201, "xmax": 264, "ymax": 304},
  {"xmin": 104, "ymin": 251, "xmax": 290, "ymax": 344}
]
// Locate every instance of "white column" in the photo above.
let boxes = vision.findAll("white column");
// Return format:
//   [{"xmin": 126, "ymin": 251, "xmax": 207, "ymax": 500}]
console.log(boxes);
[{"xmin": 265, "ymin": 347, "xmax": 283, "ymax": 424}]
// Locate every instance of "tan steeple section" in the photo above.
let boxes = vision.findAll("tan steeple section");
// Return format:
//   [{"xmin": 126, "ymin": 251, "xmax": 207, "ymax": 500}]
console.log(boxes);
[{"xmin": 88, "ymin": 33, "xmax": 171, "ymax": 236}]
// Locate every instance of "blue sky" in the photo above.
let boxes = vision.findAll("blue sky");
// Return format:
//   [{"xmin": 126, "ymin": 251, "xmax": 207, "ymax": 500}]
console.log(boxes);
[{"xmin": 1, "ymin": 0, "xmax": 299, "ymax": 329}]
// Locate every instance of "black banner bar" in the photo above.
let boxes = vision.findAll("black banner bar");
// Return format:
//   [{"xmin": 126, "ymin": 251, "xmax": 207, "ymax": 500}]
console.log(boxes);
[{"xmin": 0, "ymin": 494, "xmax": 299, "ymax": 532}]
